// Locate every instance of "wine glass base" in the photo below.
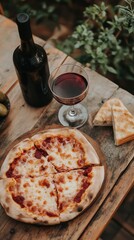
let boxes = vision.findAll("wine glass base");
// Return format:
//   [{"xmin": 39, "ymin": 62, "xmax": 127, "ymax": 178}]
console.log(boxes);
[{"xmin": 58, "ymin": 104, "xmax": 88, "ymax": 128}]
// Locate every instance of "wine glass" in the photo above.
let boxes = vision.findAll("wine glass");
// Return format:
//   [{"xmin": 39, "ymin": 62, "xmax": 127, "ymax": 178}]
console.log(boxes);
[{"xmin": 48, "ymin": 64, "xmax": 89, "ymax": 128}]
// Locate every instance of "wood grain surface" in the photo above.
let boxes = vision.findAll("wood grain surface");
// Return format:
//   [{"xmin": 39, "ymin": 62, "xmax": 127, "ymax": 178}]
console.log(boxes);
[{"xmin": 0, "ymin": 14, "xmax": 134, "ymax": 240}]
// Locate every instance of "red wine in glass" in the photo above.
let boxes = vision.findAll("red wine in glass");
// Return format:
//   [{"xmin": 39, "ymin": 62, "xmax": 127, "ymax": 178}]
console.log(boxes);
[
  {"xmin": 52, "ymin": 72, "xmax": 87, "ymax": 98},
  {"xmin": 49, "ymin": 64, "xmax": 89, "ymax": 128}
]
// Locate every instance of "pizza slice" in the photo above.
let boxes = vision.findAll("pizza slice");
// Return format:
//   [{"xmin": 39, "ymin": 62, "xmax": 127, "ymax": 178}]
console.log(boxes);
[
  {"xmin": 0, "ymin": 175, "xmax": 60, "ymax": 225},
  {"xmin": 54, "ymin": 166, "xmax": 105, "ymax": 222},
  {"xmin": 93, "ymin": 98, "xmax": 124, "ymax": 126},
  {"xmin": 0, "ymin": 138, "xmax": 56, "ymax": 179},
  {"xmin": 112, "ymin": 105, "xmax": 134, "ymax": 146},
  {"xmin": 32, "ymin": 128, "xmax": 100, "ymax": 171}
]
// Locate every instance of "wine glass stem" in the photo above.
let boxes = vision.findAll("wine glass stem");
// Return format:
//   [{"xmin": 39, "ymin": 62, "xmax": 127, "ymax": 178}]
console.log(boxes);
[{"xmin": 68, "ymin": 105, "xmax": 77, "ymax": 117}]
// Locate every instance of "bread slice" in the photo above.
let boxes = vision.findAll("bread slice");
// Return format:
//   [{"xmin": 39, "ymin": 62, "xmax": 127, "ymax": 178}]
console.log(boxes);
[
  {"xmin": 112, "ymin": 105, "xmax": 134, "ymax": 146},
  {"xmin": 93, "ymin": 98, "xmax": 124, "ymax": 126}
]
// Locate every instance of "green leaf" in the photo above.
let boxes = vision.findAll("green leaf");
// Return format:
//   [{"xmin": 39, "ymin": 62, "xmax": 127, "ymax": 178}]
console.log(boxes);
[{"xmin": 107, "ymin": 66, "xmax": 117, "ymax": 74}]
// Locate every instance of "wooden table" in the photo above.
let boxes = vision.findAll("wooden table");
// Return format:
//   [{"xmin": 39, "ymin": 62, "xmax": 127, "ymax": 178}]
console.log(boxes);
[{"xmin": 0, "ymin": 14, "xmax": 134, "ymax": 240}]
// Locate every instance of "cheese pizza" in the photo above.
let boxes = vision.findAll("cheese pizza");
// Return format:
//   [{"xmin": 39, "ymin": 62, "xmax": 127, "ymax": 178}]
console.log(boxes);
[{"xmin": 0, "ymin": 127, "xmax": 105, "ymax": 225}]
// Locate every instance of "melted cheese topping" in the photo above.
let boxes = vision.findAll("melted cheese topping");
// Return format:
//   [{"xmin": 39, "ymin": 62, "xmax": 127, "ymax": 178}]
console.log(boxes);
[
  {"xmin": 54, "ymin": 168, "xmax": 92, "ymax": 212},
  {"xmin": 6, "ymin": 147, "xmax": 56, "ymax": 178},
  {"xmin": 9, "ymin": 175, "xmax": 59, "ymax": 217},
  {"xmin": 35, "ymin": 135, "xmax": 88, "ymax": 171}
]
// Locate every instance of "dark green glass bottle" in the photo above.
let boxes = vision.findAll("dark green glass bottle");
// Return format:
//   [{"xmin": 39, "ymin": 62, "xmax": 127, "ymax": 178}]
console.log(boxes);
[{"xmin": 13, "ymin": 13, "xmax": 53, "ymax": 107}]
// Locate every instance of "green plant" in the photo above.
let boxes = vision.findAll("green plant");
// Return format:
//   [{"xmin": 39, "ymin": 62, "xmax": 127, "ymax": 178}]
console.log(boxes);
[{"xmin": 57, "ymin": 1, "xmax": 134, "ymax": 88}]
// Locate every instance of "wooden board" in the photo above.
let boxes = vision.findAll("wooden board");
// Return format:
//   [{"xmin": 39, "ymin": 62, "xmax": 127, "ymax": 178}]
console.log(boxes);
[{"xmin": 0, "ymin": 125, "xmax": 107, "ymax": 239}]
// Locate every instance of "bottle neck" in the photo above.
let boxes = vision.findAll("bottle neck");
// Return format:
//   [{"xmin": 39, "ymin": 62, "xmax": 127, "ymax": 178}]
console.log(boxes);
[{"xmin": 20, "ymin": 37, "xmax": 36, "ymax": 56}]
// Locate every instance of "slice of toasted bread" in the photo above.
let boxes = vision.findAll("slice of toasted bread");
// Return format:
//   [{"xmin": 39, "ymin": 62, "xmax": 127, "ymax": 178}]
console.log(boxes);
[
  {"xmin": 93, "ymin": 98, "xmax": 124, "ymax": 126},
  {"xmin": 112, "ymin": 105, "xmax": 134, "ymax": 146}
]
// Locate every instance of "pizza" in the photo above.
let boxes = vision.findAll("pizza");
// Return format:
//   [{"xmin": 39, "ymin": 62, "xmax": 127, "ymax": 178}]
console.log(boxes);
[{"xmin": 0, "ymin": 127, "xmax": 105, "ymax": 225}]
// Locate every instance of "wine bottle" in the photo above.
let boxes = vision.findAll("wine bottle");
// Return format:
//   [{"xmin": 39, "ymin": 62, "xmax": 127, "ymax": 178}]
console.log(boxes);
[{"xmin": 13, "ymin": 13, "xmax": 53, "ymax": 107}]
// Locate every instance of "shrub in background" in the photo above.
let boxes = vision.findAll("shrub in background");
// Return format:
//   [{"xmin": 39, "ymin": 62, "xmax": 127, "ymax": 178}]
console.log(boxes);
[{"xmin": 57, "ymin": 0, "xmax": 134, "ymax": 94}]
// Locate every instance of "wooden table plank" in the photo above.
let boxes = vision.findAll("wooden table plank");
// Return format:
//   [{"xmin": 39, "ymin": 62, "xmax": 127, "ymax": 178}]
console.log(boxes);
[
  {"xmin": 45, "ymin": 42, "xmax": 68, "ymax": 73},
  {"xmin": 0, "ymin": 15, "xmax": 18, "ymax": 92},
  {"xmin": 112, "ymin": 87, "xmax": 134, "ymax": 114}
]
